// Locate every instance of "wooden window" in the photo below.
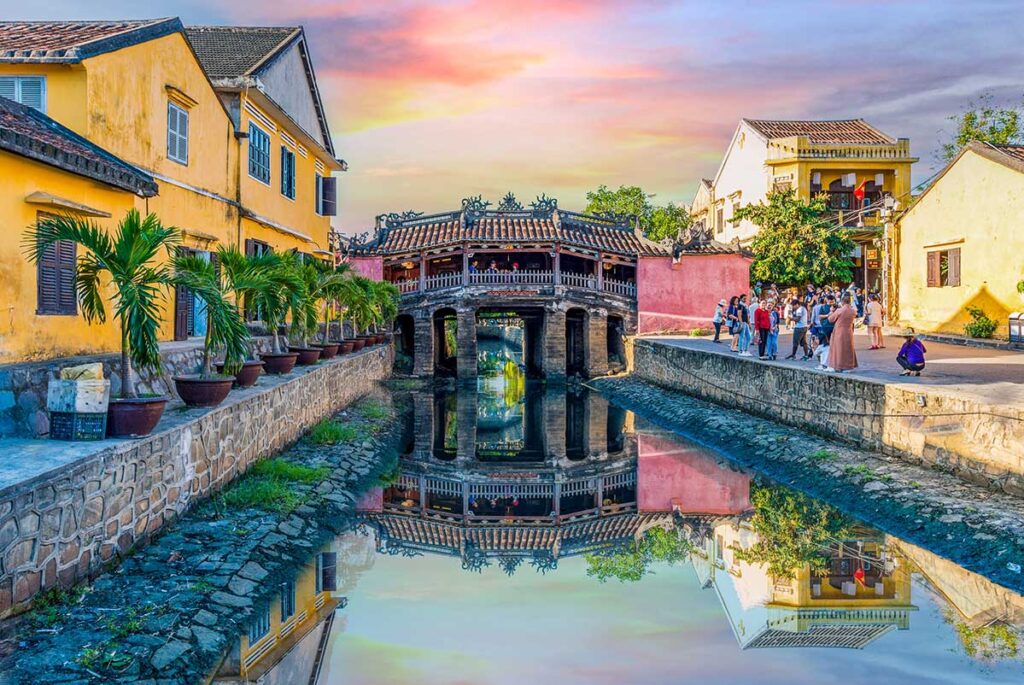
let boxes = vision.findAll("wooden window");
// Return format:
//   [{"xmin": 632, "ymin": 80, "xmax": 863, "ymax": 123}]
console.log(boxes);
[
  {"xmin": 280, "ymin": 146, "xmax": 295, "ymax": 199},
  {"xmin": 927, "ymin": 248, "xmax": 961, "ymax": 288},
  {"xmin": 36, "ymin": 220, "xmax": 76, "ymax": 316},
  {"xmin": 320, "ymin": 176, "xmax": 337, "ymax": 216},
  {"xmin": 248, "ymin": 122, "xmax": 271, "ymax": 184},
  {"xmin": 315, "ymin": 173, "xmax": 323, "ymax": 215},
  {"xmin": 166, "ymin": 101, "xmax": 189, "ymax": 165},
  {"xmin": 247, "ymin": 604, "xmax": 271, "ymax": 644},
  {"xmin": 280, "ymin": 580, "xmax": 296, "ymax": 621},
  {"xmin": 316, "ymin": 552, "xmax": 337, "ymax": 593},
  {"xmin": 715, "ymin": 207, "xmax": 724, "ymax": 235},
  {"xmin": 0, "ymin": 76, "xmax": 46, "ymax": 112}
]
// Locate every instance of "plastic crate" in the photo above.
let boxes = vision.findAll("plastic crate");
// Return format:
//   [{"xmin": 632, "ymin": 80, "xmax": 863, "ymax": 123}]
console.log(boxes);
[{"xmin": 49, "ymin": 411, "xmax": 108, "ymax": 441}]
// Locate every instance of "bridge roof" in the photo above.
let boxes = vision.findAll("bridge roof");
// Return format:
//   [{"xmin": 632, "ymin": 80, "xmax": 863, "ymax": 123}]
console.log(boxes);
[{"xmin": 345, "ymin": 194, "xmax": 673, "ymax": 258}]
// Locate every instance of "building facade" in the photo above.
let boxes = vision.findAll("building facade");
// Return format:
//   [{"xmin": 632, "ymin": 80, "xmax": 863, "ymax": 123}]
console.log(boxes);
[
  {"xmin": 0, "ymin": 18, "xmax": 340, "ymax": 362},
  {"xmin": 895, "ymin": 141, "xmax": 1024, "ymax": 337},
  {"xmin": 697, "ymin": 119, "xmax": 917, "ymax": 291}
]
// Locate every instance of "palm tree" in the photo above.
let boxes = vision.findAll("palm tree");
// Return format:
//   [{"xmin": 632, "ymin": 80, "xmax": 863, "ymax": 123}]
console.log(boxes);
[
  {"xmin": 294, "ymin": 258, "xmax": 350, "ymax": 347},
  {"xmin": 215, "ymin": 245, "xmax": 273, "ymax": 361},
  {"xmin": 248, "ymin": 251, "xmax": 304, "ymax": 354},
  {"xmin": 347, "ymin": 276, "xmax": 378, "ymax": 336},
  {"xmin": 23, "ymin": 209, "xmax": 178, "ymax": 399},
  {"xmin": 371, "ymin": 279, "xmax": 400, "ymax": 333},
  {"xmin": 171, "ymin": 253, "xmax": 250, "ymax": 377},
  {"xmin": 322, "ymin": 262, "xmax": 353, "ymax": 343}
]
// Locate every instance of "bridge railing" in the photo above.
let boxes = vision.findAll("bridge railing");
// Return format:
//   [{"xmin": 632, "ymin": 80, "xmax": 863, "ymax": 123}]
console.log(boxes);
[
  {"xmin": 394, "ymin": 269, "xmax": 635, "ymax": 298},
  {"xmin": 424, "ymin": 272, "xmax": 463, "ymax": 291},
  {"xmin": 602, "ymin": 277, "xmax": 637, "ymax": 298},
  {"xmin": 469, "ymin": 270, "xmax": 555, "ymax": 286}
]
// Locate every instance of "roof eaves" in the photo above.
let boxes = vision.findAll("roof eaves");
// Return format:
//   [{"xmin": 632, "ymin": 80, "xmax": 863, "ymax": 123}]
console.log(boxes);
[
  {"xmin": 244, "ymin": 27, "xmax": 301, "ymax": 76},
  {"xmin": 0, "ymin": 17, "xmax": 182, "ymax": 63}
]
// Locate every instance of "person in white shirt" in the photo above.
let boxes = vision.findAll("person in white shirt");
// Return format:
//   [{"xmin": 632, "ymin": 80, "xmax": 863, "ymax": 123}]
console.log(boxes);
[{"xmin": 712, "ymin": 299, "xmax": 726, "ymax": 343}]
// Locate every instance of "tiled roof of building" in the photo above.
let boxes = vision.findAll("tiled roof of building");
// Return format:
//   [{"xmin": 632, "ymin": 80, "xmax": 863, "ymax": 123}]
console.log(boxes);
[
  {"xmin": 0, "ymin": 18, "xmax": 180, "ymax": 62},
  {"xmin": 991, "ymin": 144, "xmax": 1024, "ymax": 165},
  {"xmin": 744, "ymin": 118, "xmax": 895, "ymax": 145},
  {"xmin": 348, "ymin": 197, "xmax": 672, "ymax": 258},
  {"xmin": 746, "ymin": 624, "xmax": 896, "ymax": 650},
  {"xmin": 184, "ymin": 26, "xmax": 300, "ymax": 80},
  {"xmin": 0, "ymin": 96, "xmax": 157, "ymax": 196}
]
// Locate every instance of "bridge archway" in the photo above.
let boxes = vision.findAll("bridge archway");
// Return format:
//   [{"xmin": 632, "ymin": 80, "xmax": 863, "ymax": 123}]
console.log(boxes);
[
  {"xmin": 607, "ymin": 314, "xmax": 625, "ymax": 371},
  {"xmin": 565, "ymin": 308, "xmax": 588, "ymax": 377},
  {"xmin": 432, "ymin": 308, "xmax": 458, "ymax": 376},
  {"xmin": 393, "ymin": 314, "xmax": 415, "ymax": 374}
]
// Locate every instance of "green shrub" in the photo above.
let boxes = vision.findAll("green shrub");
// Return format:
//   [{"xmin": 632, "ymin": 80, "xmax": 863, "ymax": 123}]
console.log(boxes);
[
  {"xmin": 689, "ymin": 327, "xmax": 711, "ymax": 337},
  {"xmin": 250, "ymin": 458, "xmax": 328, "ymax": 483},
  {"xmin": 810, "ymin": 449, "xmax": 837, "ymax": 462},
  {"xmin": 221, "ymin": 477, "xmax": 302, "ymax": 513},
  {"xmin": 964, "ymin": 306, "xmax": 998, "ymax": 339},
  {"xmin": 355, "ymin": 399, "xmax": 390, "ymax": 421},
  {"xmin": 307, "ymin": 419, "xmax": 361, "ymax": 445}
]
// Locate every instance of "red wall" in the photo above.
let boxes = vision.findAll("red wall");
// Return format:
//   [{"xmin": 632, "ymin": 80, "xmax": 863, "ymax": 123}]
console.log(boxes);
[
  {"xmin": 636, "ymin": 254, "xmax": 751, "ymax": 334},
  {"xmin": 637, "ymin": 433, "xmax": 752, "ymax": 515},
  {"xmin": 349, "ymin": 256, "xmax": 383, "ymax": 280}
]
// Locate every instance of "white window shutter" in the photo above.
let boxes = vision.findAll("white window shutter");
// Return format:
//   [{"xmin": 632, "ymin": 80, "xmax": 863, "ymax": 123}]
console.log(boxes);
[
  {"xmin": 0, "ymin": 78, "xmax": 15, "ymax": 101},
  {"xmin": 19, "ymin": 77, "xmax": 44, "ymax": 112},
  {"xmin": 875, "ymin": 173, "xmax": 884, "ymax": 186}
]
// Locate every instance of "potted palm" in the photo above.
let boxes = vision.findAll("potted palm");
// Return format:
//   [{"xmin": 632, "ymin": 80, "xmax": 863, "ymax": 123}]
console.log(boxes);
[
  {"xmin": 306, "ymin": 260, "xmax": 351, "ymax": 360},
  {"xmin": 212, "ymin": 246, "xmax": 273, "ymax": 387},
  {"xmin": 350, "ymin": 276, "xmax": 378, "ymax": 347},
  {"xmin": 286, "ymin": 256, "xmax": 324, "ymax": 366},
  {"xmin": 373, "ymin": 280, "xmax": 400, "ymax": 343},
  {"xmin": 335, "ymin": 276, "xmax": 365, "ymax": 352},
  {"xmin": 256, "ymin": 252, "xmax": 303, "ymax": 374},
  {"xmin": 171, "ymin": 253, "xmax": 250, "ymax": 406},
  {"xmin": 24, "ymin": 210, "xmax": 177, "ymax": 438}
]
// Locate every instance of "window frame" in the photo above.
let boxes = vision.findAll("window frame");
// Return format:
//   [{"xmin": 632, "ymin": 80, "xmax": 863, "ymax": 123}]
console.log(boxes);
[
  {"xmin": 248, "ymin": 122, "xmax": 272, "ymax": 185},
  {"xmin": 315, "ymin": 173, "xmax": 323, "ymax": 216},
  {"xmin": 0, "ymin": 75, "xmax": 47, "ymax": 112},
  {"xmin": 280, "ymin": 145, "xmax": 296, "ymax": 200},
  {"xmin": 280, "ymin": 580, "xmax": 296, "ymax": 621},
  {"xmin": 36, "ymin": 212, "xmax": 77, "ymax": 316},
  {"xmin": 166, "ymin": 101, "xmax": 189, "ymax": 165},
  {"xmin": 927, "ymin": 247, "xmax": 961, "ymax": 288},
  {"xmin": 248, "ymin": 604, "xmax": 271, "ymax": 645}
]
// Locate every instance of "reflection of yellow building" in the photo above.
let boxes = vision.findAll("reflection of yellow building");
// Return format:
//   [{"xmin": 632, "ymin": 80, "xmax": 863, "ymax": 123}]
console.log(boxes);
[
  {"xmin": 895, "ymin": 142, "xmax": 1024, "ymax": 337},
  {"xmin": 0, "ymin": 19, "xmax": 341, "ymax": 362},
  {"xmin": 214, "ymin": 551, "xmax": 340, "ymax": 683},
  {"xmin": 689, "ymin": 518, "xmax": 916, "ymax": 649}
]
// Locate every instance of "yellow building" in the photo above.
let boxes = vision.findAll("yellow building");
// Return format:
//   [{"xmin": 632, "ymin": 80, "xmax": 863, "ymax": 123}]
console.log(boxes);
[
  {"xmin": 213, "ymin": 550, "xmax": 340, "ymax": 683},
  {"xmin": 0, "ymin": 96, "xmax": 158, "ymax": 363},
  {"xmin": 705, "ymin": 119, "xmax": 917, "ymax": 290},
  {"xmin": 896, "ymin": 141, "xmax": 1024, "ymax": 337},
  {"xmin": 0, "ymin": 18, "xmax": 341, "ymax": 360}
]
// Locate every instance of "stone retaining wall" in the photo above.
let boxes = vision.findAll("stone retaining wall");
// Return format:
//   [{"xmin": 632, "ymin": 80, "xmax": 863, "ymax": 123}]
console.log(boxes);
[
  {"xmin": 633, "ymin": 339, "xmax": 1024, "ymax": 495},
  {"xmin": 0, "ymin": 345, "xmax": 392, "ymax": 616}
]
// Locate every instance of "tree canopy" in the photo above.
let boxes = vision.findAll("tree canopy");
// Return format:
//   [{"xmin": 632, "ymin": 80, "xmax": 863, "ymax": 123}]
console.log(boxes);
[
  {"xmin": 732, "ymin": 190, "xmax": 854, "ymax": 286},
  {"xmin": 941, "ymin": 93, "xmax": 1023, "ymax": 162},
  {"xmin": 584, "ymin": 184, "xmax": 691, "ymax": 242},
  {"xmin": 585, "ymin": 526, "xmax": 692, "ymax": 583}
]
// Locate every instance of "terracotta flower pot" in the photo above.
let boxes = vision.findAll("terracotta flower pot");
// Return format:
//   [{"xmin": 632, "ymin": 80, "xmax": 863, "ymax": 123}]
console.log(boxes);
[
  {"xmin": 260, "ymin": 352, "xmax": 299, "ymax": 375},
  {"xmin": 313, "ymin": 342, "xmax": 339, "ymax": 359},
  {"xmin": 349, "ymin": 338, "xmax": 366, "ymax": 352},
  {"xmin": 107, "ymin": 396, "xmax": 168, "ymax": 438},
  {"xmin": 338, "ymin": 341, "xmax": 355, "ymax": 355},
  {"xmin": 216, "ymin": 360, "xmax": 265, "ymax": 388},
  {"xmin": 173, "ymin": 375, "xmax": 234, "ymax": 408},
  {"xmin": 288, "ymin": 346, "xmax": 322, "ymax": 365}
]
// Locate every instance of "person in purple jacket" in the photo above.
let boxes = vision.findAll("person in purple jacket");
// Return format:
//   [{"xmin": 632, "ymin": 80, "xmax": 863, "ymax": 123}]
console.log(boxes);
[{"xmin": 896, "ymin": 329, "xmax": 926, "ymax": 376}]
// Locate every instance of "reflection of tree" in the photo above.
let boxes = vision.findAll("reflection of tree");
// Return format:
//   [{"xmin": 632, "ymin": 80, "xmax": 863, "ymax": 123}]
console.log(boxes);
[
  {"xmin": 585, "ymin": 527, "xmax": 693, "ymax": 583},
  {"xmin": 946, "ymin": 611, "xmax": 1021, "ymax": 661},
  {"xmin": 732, "ymin": 483, "xmax": 853, "ymax": 579}
]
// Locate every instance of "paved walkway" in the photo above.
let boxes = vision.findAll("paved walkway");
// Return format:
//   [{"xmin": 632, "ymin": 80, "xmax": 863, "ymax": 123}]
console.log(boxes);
[{"xmin": 648, "ymin": 329, "xmax": 1024, "ymax": 408}]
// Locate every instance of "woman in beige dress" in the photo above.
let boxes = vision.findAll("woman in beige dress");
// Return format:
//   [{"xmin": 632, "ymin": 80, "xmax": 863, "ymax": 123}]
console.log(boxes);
[
  {"xmin": 826, "ymin": 294, "xmax": 858, "ymax": 372},
  {"xmin": 865, "ymin": 293, "xmax": 885, "ymax": 349}
]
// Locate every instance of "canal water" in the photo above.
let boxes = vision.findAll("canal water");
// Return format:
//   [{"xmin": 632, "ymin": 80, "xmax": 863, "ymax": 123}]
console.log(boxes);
[{"xmin": 211, "ymin": 382, "xmax": 1024, "ymax": 684}]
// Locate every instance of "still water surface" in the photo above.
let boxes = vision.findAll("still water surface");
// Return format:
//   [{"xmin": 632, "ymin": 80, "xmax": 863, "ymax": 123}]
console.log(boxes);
[{"xmin": 214, "ymin": 382, "xmax": 1024, "ymax": 685}]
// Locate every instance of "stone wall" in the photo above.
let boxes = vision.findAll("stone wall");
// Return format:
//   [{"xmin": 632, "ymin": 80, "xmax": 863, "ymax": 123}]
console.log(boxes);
[
  {"xmin": 0, "ymin": 346, "xmax": 393, "ymax": 616},
  {"xmin": 0, "ymin": 336, "xmax": 275, "ymax": 439},
  {"xmin": 633, "ymin": 340, "xmax": 1024, "ymax": 495}
]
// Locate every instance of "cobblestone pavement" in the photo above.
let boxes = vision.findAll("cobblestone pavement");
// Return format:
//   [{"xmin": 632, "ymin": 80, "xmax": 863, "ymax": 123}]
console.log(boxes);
[
  {"xmin": 595, "ymin": 376, "xmax": 1024, "ymax": 594},
  {"xmin": 652, "ymin": 330, "xmax": 1024, "ymax": 407},
  {"xmin": 0, "ymin": 389, "xmax": 404, "ymax": 685}
]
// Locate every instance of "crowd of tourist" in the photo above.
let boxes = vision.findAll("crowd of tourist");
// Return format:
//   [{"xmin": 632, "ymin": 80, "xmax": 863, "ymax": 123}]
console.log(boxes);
[{"xmin": 711, "ymin": 283, "xmax": 926, "ymax": 376}]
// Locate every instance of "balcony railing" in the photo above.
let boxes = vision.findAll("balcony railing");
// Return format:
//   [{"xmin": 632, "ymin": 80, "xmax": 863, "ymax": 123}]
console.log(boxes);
[
  {"xmin": 767, "ymin": 137, "xmax": 913, "ymax": 162},
  {"xmin": 394, "ymin": 269, "xmax": 637, "ymax": 299}
]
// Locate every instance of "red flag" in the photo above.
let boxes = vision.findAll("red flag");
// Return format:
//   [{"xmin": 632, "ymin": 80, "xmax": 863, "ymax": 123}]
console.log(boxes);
[
  {"xmin": 853, "ymin": 181, "xmax": 867, "ymax": 202},
  {"xmin": 853, "ymin": 567, "xmax": 866, "ymax": 586}
]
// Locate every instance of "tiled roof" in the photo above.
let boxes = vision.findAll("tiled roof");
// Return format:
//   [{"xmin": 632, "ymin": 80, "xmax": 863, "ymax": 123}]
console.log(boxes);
[
  {"xmin": 0, "ymin": 19, "xmax": 180, "ymax": 62},
  {"xmin": 351, "ymin": 208, "xmax": 671, "ymax": 258},
  {"xmin": 184, "ymin": 26, "xmax": 300, "ymax": 80},
  {"xmin": 744, "ymin": 119, "xmax": 895, "ymax": 145},
  {"xmin": 992, "ymin": 144, "xmax": 1024, "ymax": 165},
  {"xmin": 0, "ymin": 96, "xmax": 157, "ymax": 196}
]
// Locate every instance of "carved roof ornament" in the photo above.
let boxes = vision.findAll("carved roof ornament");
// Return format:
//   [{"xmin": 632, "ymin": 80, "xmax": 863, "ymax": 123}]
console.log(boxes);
[
  {"xmin": 461, "ymin": 194, "xmax": 492, "ymax": 221},
  {"xmin": 530, "ymin": 193, "xmax": 558, "ymax": 217},
  {"xmin": 497, "ymin": 192, "xmax": 523, "ymax": 212},
  {"xmin": 678, "ymin": 223, "xmax": 713, "ymax": 249}
]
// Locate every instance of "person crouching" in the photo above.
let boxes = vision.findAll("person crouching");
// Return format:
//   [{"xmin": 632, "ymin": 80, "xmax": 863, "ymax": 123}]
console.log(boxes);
[{"xmin": 896, "ymin": 328, "xmax": 926, "ymax": 377}]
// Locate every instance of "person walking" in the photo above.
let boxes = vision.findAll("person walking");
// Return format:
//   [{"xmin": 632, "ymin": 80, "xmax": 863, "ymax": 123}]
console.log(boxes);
[
  {"xmin": 786, "ymin": 298, "xmax": 811, "ymax": 360},
  {"xmin": 866, "ymin": 293, "xmax": 885, "ymax": 349},
  {"xmin": 896, "ymin": 329, "xmax": 926, "ymax": 376},
  {"xmin": 727, "ymin": 296, "xmax": 740, "ymax": 351},
  {"xmin": 826, "ymin": 293, "xmax": 858, "ymax": 372},
  {"xmin": 755, "ymin": 300, "xmax": 772, "ymax": 359},
  {"xmin": 736, "ymin": 294, "xmax": 752, "ymax": 356},
  {"xmin": 712, "ymin": 298, "xmax": 726, "ymax": 343},
  {"xmin": 766, "ymin": 300, "xmax": 780, "ymax": 360}
]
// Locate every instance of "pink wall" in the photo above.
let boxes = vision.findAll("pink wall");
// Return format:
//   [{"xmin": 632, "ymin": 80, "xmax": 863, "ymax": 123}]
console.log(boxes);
[
  {"xmin": 637, "ymin": 433, "xmax": 752, "ymax": 514},
  {"xmin": 356, "ymin": 487, "xmax": 383, "ymax": 513},
  {"xmin": 636, "ymin": 254, "xmax": 751, "ymax": 334},
  {"xmin": 349, "ymin": 256, "xmax": 384, "ymax": 280}
]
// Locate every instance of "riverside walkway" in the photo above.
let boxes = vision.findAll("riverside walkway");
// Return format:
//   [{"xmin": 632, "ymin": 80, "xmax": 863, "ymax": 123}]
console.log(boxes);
[{"xmin": 650, "ymin": 330, "xmax": 1024, "ymax": 409}]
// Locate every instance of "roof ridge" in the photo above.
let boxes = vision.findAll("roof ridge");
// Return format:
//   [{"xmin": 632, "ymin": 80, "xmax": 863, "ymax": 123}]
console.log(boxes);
[{"xmin": 185, "ymin": 24, "xmax": 301, "ymax": 31}]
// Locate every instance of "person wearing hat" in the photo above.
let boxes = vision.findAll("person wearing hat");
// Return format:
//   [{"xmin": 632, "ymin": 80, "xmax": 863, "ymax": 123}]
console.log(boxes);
[
  {"xmin": 896, "ymin": 328, "xmax": 926, "ymax": 376},
  {"xmin": 712, "ymin": 298, "xmax": 727, "ymax": 342}
]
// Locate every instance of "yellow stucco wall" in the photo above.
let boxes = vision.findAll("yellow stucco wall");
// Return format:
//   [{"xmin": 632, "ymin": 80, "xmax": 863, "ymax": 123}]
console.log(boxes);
[
  {"xmin": 0, "ymin": 153, "xmax": 141, "ymax": 362},
  {"xmin": 0, "ymin": 63, "xmax": 88, "ymax": 132},
  {"xmin": 897, "ymin": 150, "xmax": 1023, "ymax": 336}
]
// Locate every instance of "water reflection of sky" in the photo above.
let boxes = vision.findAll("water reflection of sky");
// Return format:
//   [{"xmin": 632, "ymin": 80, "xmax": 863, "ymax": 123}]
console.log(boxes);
[{"xmin": 319, "ymin": 550, "xmax": 1024, "ymax": 685}]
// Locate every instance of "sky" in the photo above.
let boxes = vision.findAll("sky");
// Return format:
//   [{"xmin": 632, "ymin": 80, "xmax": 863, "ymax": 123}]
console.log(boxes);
[{"xmin": 5, "ymin": 0, "xmax": 1024, "ymax": 233}]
